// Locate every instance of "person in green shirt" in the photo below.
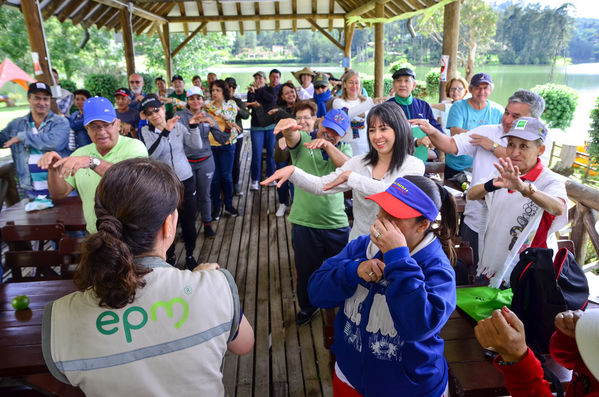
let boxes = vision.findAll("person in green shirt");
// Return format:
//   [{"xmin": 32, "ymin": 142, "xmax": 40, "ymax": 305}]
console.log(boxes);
[
  {"xmin": 266, "ymin": 102, "xmax": 352, "ymax": 326},
  {"xmin": 163, "ymin": 74, "xmax": 187, "ymax": 119},
  {"xmin": 38, "ymin": 97, "xmax": 148, "ymax": 233}
]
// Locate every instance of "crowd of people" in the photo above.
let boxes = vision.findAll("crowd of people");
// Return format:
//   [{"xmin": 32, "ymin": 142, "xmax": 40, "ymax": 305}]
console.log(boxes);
[{"xmin": 1, "ymin": 65, "xmax": 596, "ymax": 396}]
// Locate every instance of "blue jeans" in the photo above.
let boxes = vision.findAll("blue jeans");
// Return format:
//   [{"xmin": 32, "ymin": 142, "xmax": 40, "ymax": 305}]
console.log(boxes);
[
  {"xmin": 210, "ymin": 144, "xmax": 235, "ymax": 211},
  {"xmin": 250, "ymin": 128, "xmax": 275, "ymax": 182},
  {"xmin": 276, "ymin": 161, "xmax": 294, "ymax": 205}
]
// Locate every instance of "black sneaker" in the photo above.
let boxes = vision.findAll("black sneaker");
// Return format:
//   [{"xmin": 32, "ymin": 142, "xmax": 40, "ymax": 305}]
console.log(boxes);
[
  {"xmin": 204, "ymin": 224, "xmax": 216, "ymax": 238},
  {"xmin": 212, "ymin": 208, "xmax": 221, "ymax": 221},
  {"xmin": 185, "ymin": 255, "xmax": 197, "ymax": 270},
  {"xmin": 166, "ymin": 255, "xmax": 177, "ymax": 266},
  {"xmin": 224, "ymin": 206, "xmax": 238, "ymax": 217},
  {"xmin": 295, "ymin": 308, "xmax": 320, "ymax": 326}
]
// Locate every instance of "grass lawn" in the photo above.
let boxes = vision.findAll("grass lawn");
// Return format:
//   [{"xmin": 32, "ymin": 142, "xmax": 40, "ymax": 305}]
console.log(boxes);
[{"xmin": 0, "ymin": 104, "xmax": 30, "ymax": 130}]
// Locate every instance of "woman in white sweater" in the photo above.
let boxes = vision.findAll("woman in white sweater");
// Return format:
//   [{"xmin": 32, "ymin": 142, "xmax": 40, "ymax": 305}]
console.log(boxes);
[{"xmin": 263, "ymin": 102, "xmax": 424, "ymax": 241}]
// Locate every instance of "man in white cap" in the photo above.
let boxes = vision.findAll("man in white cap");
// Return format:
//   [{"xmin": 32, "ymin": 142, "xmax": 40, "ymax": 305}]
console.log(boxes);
[
  {"xmin": 468, "ymin": 117, "xmax": 566, "ymax": 288},
  {"xmin": 0, "ymin": 82, "xmax": 70, "ymax": 197},
  {"xmin": 38, "ymin": 97, "xmax": 148, "ymax": 233}
]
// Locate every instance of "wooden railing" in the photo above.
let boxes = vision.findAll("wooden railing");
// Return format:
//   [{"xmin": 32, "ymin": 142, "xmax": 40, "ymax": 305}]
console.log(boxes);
[{"xmin": 565, "ymin": 179, "xmax": 599, "ymax": 271}]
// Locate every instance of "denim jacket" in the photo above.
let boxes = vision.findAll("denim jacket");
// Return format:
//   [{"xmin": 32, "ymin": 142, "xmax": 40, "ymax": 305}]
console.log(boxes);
[{"xmin": 0, "ymin": 111, "xmax": 70, "ymax": 190}]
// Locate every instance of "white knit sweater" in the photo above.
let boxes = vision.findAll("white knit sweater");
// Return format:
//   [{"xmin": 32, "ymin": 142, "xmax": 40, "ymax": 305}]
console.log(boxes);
[{"xmin": 289, "ymin": 154, "xmax": 425, "ymax": 241}]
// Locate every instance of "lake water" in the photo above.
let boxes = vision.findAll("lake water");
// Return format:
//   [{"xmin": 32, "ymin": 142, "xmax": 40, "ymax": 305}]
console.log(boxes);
[{"xmin": 214, "ymin": 62, "xmax": 599, "ymax": 146}]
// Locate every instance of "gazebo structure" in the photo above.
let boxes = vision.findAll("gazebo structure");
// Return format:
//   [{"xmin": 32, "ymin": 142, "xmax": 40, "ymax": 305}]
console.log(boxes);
[{"xmin": 4, "ymin": 0, "xmax": 460, "ymax": 99}]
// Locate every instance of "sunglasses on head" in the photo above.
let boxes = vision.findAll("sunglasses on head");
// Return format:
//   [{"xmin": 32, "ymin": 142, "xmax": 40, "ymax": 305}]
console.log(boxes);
[{"xmin": 144, "ymin": 107, "xmax": 161, "ymax": 117}]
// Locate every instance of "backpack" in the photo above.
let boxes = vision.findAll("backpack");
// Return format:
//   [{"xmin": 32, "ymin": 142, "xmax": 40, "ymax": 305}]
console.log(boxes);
[{"xmin": 510, "ymin": 247, "xmax": 589, "ymax": 355}]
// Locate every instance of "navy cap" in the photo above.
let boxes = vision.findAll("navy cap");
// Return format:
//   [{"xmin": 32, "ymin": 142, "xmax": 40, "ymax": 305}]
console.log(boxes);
[
  {"xmin": 392, "ymin": 68, "xmax": 416, "ymax": 80},
  {"xmin": 140, "ymin": 94, "xmax": 163, "ymax": 111},
  {"xmin": 83, "ymin": 97, "xmax": 117, "ymax": 126},
  {"xmin": 502, "ymin": 117, "xmax": 548, "ymax": 142},
  {"xmin": 470, "ymin": 73, "xmax": 493, "ymax": 87},
  {"xmin": 321, "ymin": 109, "xmax": 350, "ymax": 137},
  {"xmin": 114, "ymin": 88, "xmax": 131, "ymax": 98},
  {"xmin": 366, "ymin": 177, "xmax": 439, "ymax": 222},
  {"xmin": 171, "ymin": 74, "xmax": 184, "ymax": 82},
  {"xmin": 28, "ymin": 82, "xmax": 52, "ymax": 96}
]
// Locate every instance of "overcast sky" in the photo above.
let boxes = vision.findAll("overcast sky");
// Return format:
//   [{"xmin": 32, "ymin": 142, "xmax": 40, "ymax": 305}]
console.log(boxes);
[{"xmin": 506, "ymin": 0, "xmax": 599, "ymax": 19}]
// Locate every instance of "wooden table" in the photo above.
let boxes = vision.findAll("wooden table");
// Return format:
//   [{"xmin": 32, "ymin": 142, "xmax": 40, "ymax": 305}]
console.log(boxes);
[{"xmin": 0, "ymin": 196, "xmax": 86, "ymax": 232}]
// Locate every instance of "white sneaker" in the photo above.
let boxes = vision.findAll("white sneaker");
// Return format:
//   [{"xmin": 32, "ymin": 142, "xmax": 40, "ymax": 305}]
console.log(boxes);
[
  {"xmin": 276, "ymin": 204, "xmax": 287, "ymax": 217},
  {"xmin": 250, "ymin": 181, "xmax": 259, "ymax": 191}
]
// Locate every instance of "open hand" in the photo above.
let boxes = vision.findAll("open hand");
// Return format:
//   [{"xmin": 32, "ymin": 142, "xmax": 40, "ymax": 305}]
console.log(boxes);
[
  {"xmin": 260, "ymin": 166, "xmax": 295, "ymax": 188},
  {"xmin": 53, "ymin": 156, "xmax": 89, "ymax": 178},
  {"xmin": 3, "ymin": 136, "xmax": 20, "ymax": 148},
  {"xmin": 274, "ymin": 118, "xmax": 301, "ymax": 135},
  {"xmin": 409, "ymin": 118, "xmax": 438, "ymax": 135},
  {"xmin": 166, "ymin": 115, "xmax": 180, "ymax": 131},
  {"xmin": 469, "ymin": 134, "xmax": 494, "ymax": 151},
  {"xmin": 37, "ymin": 151, "xmax": 62, "ymax": 170},
  {"xmin": 323, "ymin": 170, "xmax": 351, "ymax": 191},
  {"xmin": 493, "ymin": 157, "xmax": 524, "ymax": 192}
]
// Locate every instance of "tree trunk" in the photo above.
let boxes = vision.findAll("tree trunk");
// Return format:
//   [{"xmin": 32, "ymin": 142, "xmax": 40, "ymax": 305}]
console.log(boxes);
[{"xmin": 465, "ymin": 41, "xmax": 477, "ymax": 82}]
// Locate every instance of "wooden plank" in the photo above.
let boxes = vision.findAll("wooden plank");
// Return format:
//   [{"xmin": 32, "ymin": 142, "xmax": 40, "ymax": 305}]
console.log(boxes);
[
  {"xmin": 237, "ymin": 2, "xmax": 244, "ymax": 35},
  {"xmin": 196, "ymin": 1, "xmax": 207, "ymax": 35},
  {"xmin": 583, "ymin": 209, "xmax": 599, "ymax": 255},
  {"xmin": 329, "ymin": 0, "xmax": 335, "ymax": 31},
  {"xmin": 55, "ymin": 0, "xmax": 81, "ymax": 23},
  {"xmin": 311, "ymin": 310, "xmax": 333, "ymax": 396},
  {"xmin": 120, "ymin": 8, "xmax": 136, "ymax": 77},
  {"xmin": 292, "ymin": 0, "xmax": 297, "ymax": 33},
  {"xmin": 71, "ymin": 1, "xmax": 96, "ymax": 26},
  {"xmin": 41, "ymin": 0, "xmax": 64, "ymax": 20},
  {"xmin": 171, "ymin": 22, "xmax": 207, "ymax": 57},
  {"xmin": 83, "ymin": 4, "xmax": 109, "ymax": 28},
  {"xmin": 21, "ymin": 0, "xmax": 53, "ymax": 86},
  {"xmin": 254, "ymin": 3, "xmax": 260, "ymax": 35},
  {"xmin": 274, "ymin": 2, "xmax": 280, "ymax": 33},
  {"xmin": 217, "ymin": 0, "xmax": 226, "ymax": 34},
  {"xmin": 178, "ymin": 2, "xmax": 189, "ymax": 35},
  {"xmin": 96, "ymin": 8, "xmax": 119, "ymax": 29}
]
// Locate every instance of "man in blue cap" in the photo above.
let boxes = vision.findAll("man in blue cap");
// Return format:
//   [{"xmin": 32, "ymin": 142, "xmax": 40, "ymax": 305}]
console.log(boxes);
[
  {"xmin": 38, "ymin": 97, "xmax": 148, "ymax": 233},
  {"xmin": 263, "ymin": 107, "xmax": 353, "ymax": 325},
  {"xmin": 444, "ymin": 72, "xmax": 504, "ymax": 180}
]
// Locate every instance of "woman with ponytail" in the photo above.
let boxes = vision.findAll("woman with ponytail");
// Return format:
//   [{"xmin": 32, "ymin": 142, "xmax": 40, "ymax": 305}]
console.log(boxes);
[
  {"xmin": 41, "ymin": 157, "xmax": 253, "ymax": 397},
  {"xmin": 308, "ymin": 175, "xmax": 457, "ymax": 397}
]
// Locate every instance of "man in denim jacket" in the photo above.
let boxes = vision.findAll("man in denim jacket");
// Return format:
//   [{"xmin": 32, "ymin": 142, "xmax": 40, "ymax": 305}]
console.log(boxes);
[{"xmin": 0, "ymin": 82, "xmax": 70, "ymax": 197}]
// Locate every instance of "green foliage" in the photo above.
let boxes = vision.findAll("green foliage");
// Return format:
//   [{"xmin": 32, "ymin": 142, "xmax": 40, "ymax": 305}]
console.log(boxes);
[
  {"xmin": 362, "ymin": 77, "xmax": 393, "ymax": 97},
  {"xmin": 531, "ymin": 84, "xmax": 578, "ymax": 130},
  {"xmin": 140, "ymin": 73, "xmax": 154, "ymax": 94},
  {"xmin": 424, "ymin": 69, "xmax": 440, "ymax": 99},
  {"xmin": 84, "ymin": 74, "xmax": 119, "ymax": 104},
  {"xmin": 389, "ymin": 58, "xmax": 415, "ymax": 75},
  {"xmin": 569, "ymin": 19, "xmax": 599, "ymax": 63},
  {"xmin": 60, "ymin": 79, "xmax": 77, "ymax": 93},
  {"xmin": 412, "ymin": 80, "xmax": 428, "ymax": 99},
  {"xmin": 588, "ymin": 97, "xmax": 599, "ymax": 163}
]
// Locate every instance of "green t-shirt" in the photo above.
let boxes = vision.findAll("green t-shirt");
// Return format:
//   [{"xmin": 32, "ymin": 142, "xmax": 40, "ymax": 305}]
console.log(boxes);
[
  {"xmin": 66, "ymin": 136, "xmax": 148, "ymax": 233},
  {"xmin": 165, "ymin": 92, "xmax": 187, "ymax": 118},
  {"xmin": 412, "ymin": 126, "xmax": 428, "ymax": 163},
  {"xmin": 288, "ymin": 131, "xmax": 352, "ymax": 229}
]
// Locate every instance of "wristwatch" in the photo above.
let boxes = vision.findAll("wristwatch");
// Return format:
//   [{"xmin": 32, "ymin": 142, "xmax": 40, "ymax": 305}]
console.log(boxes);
[
  {"xmin": 490, "ymin": 142, "xmax": 499, "ymax": 154},
  {"xmin": 89, "ymin": 155, "xmax": 101, "ymax": 170}
]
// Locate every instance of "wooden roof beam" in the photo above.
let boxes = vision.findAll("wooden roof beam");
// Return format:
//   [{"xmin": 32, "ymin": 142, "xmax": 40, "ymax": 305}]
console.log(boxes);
[
  {"xmin": 236, "ymin": 2, "xmax": 244, "ymax": 35},
  {"xmin": 71, "ymin": 1, "xmax": 97, "ymax": 26},
  {"xmin": 132, "ymin": 3, "xmax": 161, "ymax": 31},
  {"xmin": 329, "ymin": 0, "xmax": 335, "ymax": 31},
  {"xmin": 306, "ymin": 18, "xmax": 343, "ymax": 51},
  {"xmin": 346, "ymin": 0, "xmax": 392, "ymax": 18},
  {"xmin": 311, "ymin": 0, "xmax": 316, "ymax": 31},
  {"xmin": 196, "ymin": 1, "xmax": 207, "ymax": 35},
  {"xmin": 168, "ymin": 13, "xmax": 346, "ymax": 23},
  {"xmin": 56, "ymin": 0, "xmax": 82, "ymax": 23},
  {"xmin": 82, "ymin": 4, "xmax": 109, "ymax": 28},
  {"xmin": 274, "ymin": 2, "xmax": 280, "ymax": 33},
  {"xmin": 292, "ymin": 0, "xmax": 297, "ymax": 33},
  {"xmin": 178, "ymin": 3, "xmax": 189, "ymax": 36},
  {"xmin": 96, "ymin": 8, "xmax": 119, "ymax": 29},
  {"xmin": 91, "ymin": 0, "xmax": 167, "ymax": 24},
  {"xmin": 254, "ymin": 3, "xmax": 260, "ymax": 35},
  {"xmin": 217, "ymin": 0, "xmax": 226, "ymax": 34},
  {"xmin": 136, "ymin": 3, "xmax": 175, "ymax": 35},
  {"xmin": 171, "ymin": 22, "xmax": 207, "ymax": 57},
  {"xmin": 41, "ymin": 0, "xmax": 63, "ymax": 20}
]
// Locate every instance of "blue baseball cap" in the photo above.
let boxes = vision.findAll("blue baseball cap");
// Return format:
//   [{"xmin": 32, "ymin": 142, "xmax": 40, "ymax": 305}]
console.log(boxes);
[
  {"xmin": 321, "ymin": 109, "xmax": 350, "ymax": 137},
  {"xmin": 366, "ymin": 177, "xmax": 439, "ymax": 222},
  {"xmin": 470, "ymin": 72, "xmax": 493, "ymax": 87},
  {"xmin": 83, "ymin": 97, "xmax": 116, "ymax": 126}
]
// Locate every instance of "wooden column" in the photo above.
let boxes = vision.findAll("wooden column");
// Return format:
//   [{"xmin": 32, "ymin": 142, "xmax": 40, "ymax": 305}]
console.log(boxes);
[
  {"xmin": 440, "ymin": 0, "xmax": 460, "ymax": 101},
  {"xmin": 343, "ymin": 20, "xmax": 355, "ymax": 72},
  {"xmin": 374, "ymin": 1, "xmax": 385, "ymax": 98},
  {"xmin": 157, "ymin": 22, "xmax": 172, "ymax": 81},
  {"xmin": 21, "ymin": 0, "xmax": 52, "ymax": 85},
  {"xmin": 120, "ymin": 8, "xmax": 136, "ymax": 77}
]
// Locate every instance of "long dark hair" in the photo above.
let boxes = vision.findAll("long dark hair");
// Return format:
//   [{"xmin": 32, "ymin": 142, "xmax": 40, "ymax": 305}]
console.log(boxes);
[
  {"xmin": 363, "ymin": 102, "xmax": 414, "ymax": 172},
  {"xmin": 277, "ymin": 81, "xmax": 297, "ymax": 108},
  {"xmin": 211, "ymin": 79, "xmax": 231, "ymax": 101},
  {"xmin": 404, "ymin": 175, "xmax": 458, "ymax": 264},
  {"xmin": 74, "ymin": 158, "xmax": 182, "ymax": 308}
]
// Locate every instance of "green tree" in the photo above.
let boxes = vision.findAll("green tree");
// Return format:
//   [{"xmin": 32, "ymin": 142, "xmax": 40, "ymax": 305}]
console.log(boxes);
[{"xmin": 419, "ymin": 0, "xmax": 497, "ymax": 81}]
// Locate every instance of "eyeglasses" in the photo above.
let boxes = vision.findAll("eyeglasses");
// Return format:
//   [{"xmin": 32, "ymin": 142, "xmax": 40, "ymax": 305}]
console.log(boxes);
[
  {"xmin": 129, "ymin": 80, "xmax": 142, "ymax": 84},
  {"xmin": 87, "ymin": 121, "xmax": 115, "ymax": 133},
  {"xmin": 314, "ymin": 86, "xmax": 327, "ymax": 90},
  {"xmin": 449, "ymin": 87, "xmax": 464, "ymax": 92},
  {"xmin": 296, "ymin": 116, "xmax": 314, "ymax": 121},
  {"xmin": 144, "ymin": 107, "xmax": 161, "ymax": 117}
]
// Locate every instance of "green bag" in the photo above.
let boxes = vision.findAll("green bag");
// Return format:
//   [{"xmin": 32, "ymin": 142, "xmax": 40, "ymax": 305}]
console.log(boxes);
[{"xmin": 456, "ymin": 287, "xmax": 513, "ymax": 322}]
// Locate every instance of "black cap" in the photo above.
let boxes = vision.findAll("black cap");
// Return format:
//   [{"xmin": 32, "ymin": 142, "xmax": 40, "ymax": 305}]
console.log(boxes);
[
  {"xmin": 140, "ymin": 94, "xmax": 162, "ymax": 111},
  {"xmin": 28, "ymin": 82, "xmax": 52, "ymax": 96},
  {"xmin": 171, "ymin": 74, "xmax": 184, "ymax": 82},
  {"xmin": 392, "ymin": 68, "xmax": 416, "ymax": 80},
  {"xmin": 224, "ymin": 77, "xmax": 237, "ymax": 88}
]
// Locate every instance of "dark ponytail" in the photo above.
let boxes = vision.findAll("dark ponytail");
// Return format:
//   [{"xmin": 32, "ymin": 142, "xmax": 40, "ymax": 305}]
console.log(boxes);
[
  {"xmin": 74, "ymin": 158, "xmax": 182, "ymax": 308},
  {"xmin": 403, "ymin": 176, "xmax": 458, "ymax": 264}
]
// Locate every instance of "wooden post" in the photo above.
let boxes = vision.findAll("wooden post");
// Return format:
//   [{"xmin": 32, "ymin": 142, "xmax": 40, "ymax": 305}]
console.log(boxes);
[
  {"xmin": 157, "ymin": 23, "xmax": 172, "ymax": 82},
  {"xmin": 570, "ymin": 203, "xmax": 589, "ymax": 264},
  {"xmin": 374, "ymin": 0, "xmax": 385, "ymax": 98},
  {"xmin": 120, "ymin": 8, "xmax": 136, "ymax": 78},
  {"xmin": 20, "ymin": 0, "xmax": 52, "ymax": 85},
  {"xmin": 344, "ymin": 20, "xmax": 355, "ymax": 72},
  {"xmin": 440, "ymin": 0, "xmax": 460, "ymax": 101}
]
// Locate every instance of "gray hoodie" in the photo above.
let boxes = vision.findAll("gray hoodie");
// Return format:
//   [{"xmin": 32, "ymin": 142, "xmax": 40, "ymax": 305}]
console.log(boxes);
[
  {"xmin": 139, "ymin": 122, "xmax": 201, "ymax": 181},
  {"xmin": 176, "ymin": 108, "xmax": 229, "ymax": 160}
]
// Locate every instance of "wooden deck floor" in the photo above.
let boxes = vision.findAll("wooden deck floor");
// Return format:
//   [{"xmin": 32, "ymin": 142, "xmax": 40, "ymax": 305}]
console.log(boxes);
[{"xmin": 172, "ymin": 139, "xmax": 333, "ymax": 397}]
